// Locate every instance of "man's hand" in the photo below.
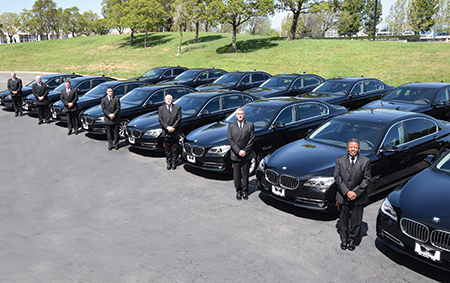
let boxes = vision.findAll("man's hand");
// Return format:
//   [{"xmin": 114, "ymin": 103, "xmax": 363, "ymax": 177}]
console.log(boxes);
[
  {"xmin": 347, "ymin": 191, "xmax": 357, "ymax": 201},
  {"xmin": 68, "ymin": 102, "xmax": 73, "ymax": 108},
  {"xmin": 238, "ymin": 150, "xmax": 246, "ymax": 157},
  {"xmin": 38, "ymin": 96, "xmax": 44, "ymax": 101},
  {"xmin": 108, "ymin": 113, "xmax": 115, "ymax": 120},
  {"xmin": 167, "ymin": 126, "xmax": 175, "ymax": 133}
]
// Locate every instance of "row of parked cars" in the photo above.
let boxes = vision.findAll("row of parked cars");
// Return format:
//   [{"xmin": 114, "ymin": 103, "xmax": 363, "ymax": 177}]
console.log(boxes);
[{"xmin": 2, "ymin": 66, "xmax": 450, "ymax": 271}]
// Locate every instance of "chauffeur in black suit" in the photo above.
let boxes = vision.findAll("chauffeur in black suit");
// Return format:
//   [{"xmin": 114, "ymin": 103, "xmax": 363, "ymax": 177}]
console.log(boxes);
[
  {"xmin": 101, "ymin": 87, "xmax": 121, "ymax": 150},
  {"xmin": 334, "ymin": 138, "xmax": 371, "ymax": 251},
  {"xmin": 60, "ymin": 80, "xmax": 79, "ymax": 135},
  {"xmin": 158, "ymin": 94, "xmax": 182, "ymax": 170},
  {"xmin": 227, "ymin": 107, "xmax": 255, "ymax": 201},
  {"xmin": 32, "ymin": 75, "xmax": 50, "ymax": 124},
  {"xmin": 7, "ymin": 71, "xmax": 23, "ymax": 117}
]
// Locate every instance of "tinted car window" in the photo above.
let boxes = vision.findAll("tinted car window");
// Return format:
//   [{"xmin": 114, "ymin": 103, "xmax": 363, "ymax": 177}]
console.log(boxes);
[
  {"xmin": 297, "ymin": 102, "xmax": 322, "ymax": 120},
  {"xmin": 384, "ymin": 88, "xmax": 436, "ymax": 105},
  {"xmin": 364, "ymin": 80, "xmax": 383, "ymax": 92},
  {"xmin": 203, "ymin": 97, "xmax": 222, "ymax": 113},
  {"xmin": 304, "ymin": 76, "xmax": 322, "ymax": 86},
  {"xmin": 426, "ymin": 119, "xmax": 438, "ymax": 133},
  {"xmin": 173, "ymin": 68, "xmax": 185, "ymax": 76},
  {"xmin": 433, "ymin": 153, "xmax": 450, "ymax": 175},
  {"xmin": 93, "ymin": 79, "xmax": 107, "ymax": 87},
  {"xmin": 274, "ymin": 105, "xmax": 296, "ymax": 125},
  {"xmin": 435, "ymin": 88, "xmax": 450, "ymax": 103},
  {"xmin": 46, "ymin": 78, "xmax": 60, "ymax": 88},
  {"xmin": 121, "ymin": 89, "xmax": 151, "ymax": 105},
  {"xmin": 224, "ymin": 95, "xmax": 244, "ymax": 109},
  {"xmin": 260, "ymin": 77, "xmax": 293, "ymax": 90},
  {"xmin": 313, "ymin": 81, "xmax": 352, "ymax": 95},
  {"xmin": 176, "ymin": 96, "xmax": 207, "ymax": 115},
  {"xmin": 127, "ymin": 83, "xmax": 143, "ymax": 92},
  {"xmin": 113, "ymin": 85, "xmax": 126, "ymax": 96},
  {"xmin": 226, "ymin": 105, "xmax": 278, "ymax": 128},
  {"xmin": 243, "ymin": 95, "xmax": 253, "ymax": 104},
  {"xmin": 404, "ymin": 118, "xmax": 430, "ymax": 141},
  {"xmin": 77, "ymin": 81, "xmax": 91, "ymax": 92},
  {"xmin": 149, "ymin": 90, "xmax": 164, "ymax": 104},
  {"xmin": 383, "ymin": 122, "xmax": 405, "ymax": 147},
  {"xmin": 210, "ymin": 70, "xmax": 225, "ymax": 78},
  {"xmin": 162, "ymin": 70, "xmax": 172, "ymax": 77},
  {"xmin": 292, "ymin": 78, "xmax": 303, "ymax": 89},
  {"xmin": 252, "ymin": 73, "xmax": 265, "ymax": 82},
  {"xmin": 198, "ymin": 72, "xmax": 208, "ymax": 80},
  {"xmin": 241, "ymin": 75, "xmax": 251, "ymax": 84},
  {"xmin": 166, "ymin": 88, "xmax": 188, "ymax": 100},
  {"xmin": 351, "ymin": 82, "xmax": 364, "ymax": 94}
]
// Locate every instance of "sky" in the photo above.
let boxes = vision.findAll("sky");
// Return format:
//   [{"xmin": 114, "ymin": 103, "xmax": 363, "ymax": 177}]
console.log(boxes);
[{"xmin": 1, "ymin": 0, "xmax": 396, "ymax": 30}]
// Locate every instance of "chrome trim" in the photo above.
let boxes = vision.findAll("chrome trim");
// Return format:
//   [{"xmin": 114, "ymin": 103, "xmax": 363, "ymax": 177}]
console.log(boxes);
[
  {"xmin": 400, "ymin": 218, "xmax": 429, "ymax": 243},
  {"xmin": 279, "ymin": 174, "xmax": 299, "ymax": 190},
  {"xmin": 265, "ymin": 169, "xmax": 279, "ymax": 185},
  {"xmin": 381, "ymin": 229, "xmax": 405, "ymax": 247},
  {"xmin": 431, "ymin": 229, "xmax": 450, "ymax": 252}
]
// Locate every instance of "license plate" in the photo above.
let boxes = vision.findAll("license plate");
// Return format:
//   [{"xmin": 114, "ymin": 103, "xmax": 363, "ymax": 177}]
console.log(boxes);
[
  {"xmin": 128, "ymin": 137, "xmax": 135, "ymax": 144},
  {"xmin": 82, "ymin": 123, "xmax": 89, "ymax": 130},
  {"xmin": 187, "ymin": 155, "xmax": 196, "ymax": 163},
  {"xmin": 272, "ymin": 185, "xmax": 285, "ymax": 197},
  {"xmin": 415, "ymin": 242, "xmax": 441, "ymax": 262},
  {"xmin": 52, "ymin": 112, "xmax": 57, "ymax": 119}
]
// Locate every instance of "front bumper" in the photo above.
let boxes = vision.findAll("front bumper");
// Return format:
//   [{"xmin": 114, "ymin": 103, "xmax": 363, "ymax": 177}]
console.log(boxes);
[
  {"xmin": 81, "ymin": 116, "xmax": 107, "ymax": 134},
  {"xmin": 126, "ymin": 129, "xmax": 164, "ymax": 151},
  {"xmin": 180, "ymin": 149, "xmax": 231, "ymax": 172}
]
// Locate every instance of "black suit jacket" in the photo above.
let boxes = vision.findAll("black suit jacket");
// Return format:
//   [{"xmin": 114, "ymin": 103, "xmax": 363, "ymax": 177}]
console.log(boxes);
[
  {"xmin": 227, "ymin": 120, "xmax": 256, "ymax": 162},
  {"xmin": 60, "ymin": 88, "xmax": 78, "ymax": 112},
  {"xmin": 158, "ymin": 104, "xmax": 182, "ymax": 138},
  {"xmin": 334, "ymin": 154, "xmax": 371, "ymax": 205},
  {"xmin": 101, "ymin": 96, "xmax": 121, "ymax": 125},
  {"xmin": 32, "ymin": 83, "xmax": 49, "ymax": 106},
  {"xmin": 7, "ymin": 78, "xmax": 23, "ymax": 96}
]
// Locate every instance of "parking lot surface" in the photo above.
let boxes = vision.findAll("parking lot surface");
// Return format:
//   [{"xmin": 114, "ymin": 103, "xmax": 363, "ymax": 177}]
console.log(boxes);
[{"xmin": 0, "ymin": 72, "xmax": 447, "ymax": 282}]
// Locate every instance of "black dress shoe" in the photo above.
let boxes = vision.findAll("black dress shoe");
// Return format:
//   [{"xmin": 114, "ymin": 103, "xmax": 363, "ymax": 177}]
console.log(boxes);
[
  {"xmin": 236, "ymin": 191, "xmax": 242, "ymax": 201},
  {"xmin": 242, "ymin": 191, "xmax": 248, "ymax": 200},
  {"xmin": 38, "ymin": 121, "xmax": 43, "ymax": 125},
  {"xmin": 108, "ymin": 145, "xmax": 113, "ymax": 151},
  {"xmin": 15, "ymin": 113, "xmax": 18, "ymax": 117},
  {"xmin": 19, "ymin": 112, "xmax": 23, "ymax": 116},
  {"xmin": 171, "ymin": 163, "xmax": 176, "ymax": 170},
  {"xmin": 74, "ymin": 130, "xmax": 78, "ymax": 135},
  {"xmin": 67, "ymin": 131, "xmax": 72, "ymax": 136},
  {"xmin": 167, "ymin": 163, "xmax": 172, "ymax": 170},
  {"xmin": 115, "ymin": 145, "xmax": 119, "ymax": 150},
  {"xmin": 348, "ymin": 241, "xmax": 355, "ymax": 251},
  {"xmin": 340, "ymin": 241, "xmax": 348, "ymax": 250},
  {"xmin": 46, "ymin": 120, "xmax": 50, "ymax": 124}
]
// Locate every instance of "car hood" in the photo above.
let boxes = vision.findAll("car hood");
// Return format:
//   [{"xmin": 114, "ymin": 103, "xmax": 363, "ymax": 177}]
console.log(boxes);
[
  {"xmin": 83, "ymin": 104, "xmax": 103, "ymax": 117},
  {"xmin": 362, "ymin": 100, "xmax": 424, "ymax": 112},
  {"xmin": 129, "ymin": 112, "xmax": 192, "ymax": 131},
  {"xmin": 397, "ymin": 169, "xmax": 450, "ymax": 227},
  {"xmin": 245, "ymin": 87, "xmax": 279, "ymax": 97},
  {"xmin": 266, "ymin": 140, "xmax": 348, "ymax": 177}
]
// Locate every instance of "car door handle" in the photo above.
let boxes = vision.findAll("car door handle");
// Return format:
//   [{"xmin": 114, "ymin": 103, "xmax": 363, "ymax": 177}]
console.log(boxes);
[
  {"xmin": 402, "ymin": 146, "xmax": 410, "ymax": 152},
  {"xmin": 262, "ymin": 145, "xmax": 272, "ymax": 151}
]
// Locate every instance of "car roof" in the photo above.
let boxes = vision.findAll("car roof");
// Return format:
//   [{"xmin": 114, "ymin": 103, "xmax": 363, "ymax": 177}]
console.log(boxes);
[
  {"xmin": 248, "ymin": 97, "xmax": 327, "ymax": 108},
  {"xmin": 335, "ymin": 109, "xmax": 432, "ymax": 126},
  {"xmin": 185, "ymin": 89, "xmax": 248, "ymax": 98},
  {"xmin": 225, "ymin": 70, "xmax": 270, "ymax": 74},
  {"xmin": 183, "ymin": 68, "xmax": 226, "ymax": 72},
  {"xmin": 69, "ymin": 76, "xmax": 114, "ymax": 84},
  {"xmin": 133, "ymin": 84, "xmax": 194, "ymax": 92},
  {"xmin": 325, "ymin": 77, "xmax": 378, "ymax": 82},
  {"xmin": 42, "ymin": 73, "xmax": 80, "ymax": 79},
  {"xmin": 397, "ymin": 82, "xmax": 450, "ymax": 90},
  {"xmin": 273, "ymin": 73, "xmax": 320, "ymax": 78}
]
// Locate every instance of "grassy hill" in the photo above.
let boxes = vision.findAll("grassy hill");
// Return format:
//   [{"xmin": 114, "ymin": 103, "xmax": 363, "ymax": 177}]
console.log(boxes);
[{"xmin": 1, "ymin": 32, "xmax": 449, "ymax": 86}]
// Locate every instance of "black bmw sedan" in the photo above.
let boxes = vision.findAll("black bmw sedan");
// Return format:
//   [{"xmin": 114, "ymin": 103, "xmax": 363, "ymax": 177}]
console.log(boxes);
[
  {"xmin": 297, "ymin": 77, "xmax": 395, "ymax": 110},
  {"xmin": 181, "ymin": 98, "xmax": 347, "ymax": 174},
  {"xmin": 244, "ymin": 73, "xmax": 324, "ymax": 98},
  {"xmin": 362, "ymin": 82, "xmax": 450, "ymax": 121},
  {"xmin": 157, "ymin": 68, "xmax": 227, "ymax": 88},
  {"xmin": 126, "ymin": 90, "xmax": 255, "ymax": 151},
  {"xmin": 51, "ymin": 80, "xmax": 148, "ymax": 122},
  {"xmin": 129, "ymin": 66, "xmax": 189, "ymax": 83},
  {"xmin": 377, "ymin": 149, "xmax": 450, "ymax": 271},
  {"xmin": 195, "ymin": 70, "xmax": 271, "ymax": 91},
  {"xmin": 81, "ymin": 85, "xmax": 195, "ymax": 138},
  {"xmin": 256, "ymin": 109, "xmax": 450, "ymax": 213}
]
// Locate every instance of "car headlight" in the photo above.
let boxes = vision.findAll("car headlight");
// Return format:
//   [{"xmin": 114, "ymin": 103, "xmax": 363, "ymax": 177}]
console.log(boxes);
[
  {"xmin": 95, "ymin": 116, "xmax": 105, "ymax": 123},
  {"xmin": 206, "ymin": 145, "xmax": 231, "ymax": 157},
  {"xmin": 304, "ymin": 177, "xmax": 335, "ymax": 192},
  {"xmin": 6, "ymin": 95, "xmax": 11, "ymax": 100},
  {"xmin": 258, "ymin": 156, "xmax": 267, "ymax": 171},
  {"xmin": 380, "ymin": 198, "xmax": 397, "ymax": 221},
  {"xmin": 144, "ymin": 128, "xmax": 162, "ymax": 138}
]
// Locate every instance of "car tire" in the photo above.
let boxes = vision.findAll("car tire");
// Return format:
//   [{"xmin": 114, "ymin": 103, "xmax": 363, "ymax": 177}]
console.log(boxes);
[{"xmin": 119, "ymin": 119, "xmax": 129, "ymax": 139}]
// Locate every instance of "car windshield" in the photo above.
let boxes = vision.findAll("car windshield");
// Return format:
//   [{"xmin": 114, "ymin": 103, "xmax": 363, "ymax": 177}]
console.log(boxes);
[
  {"xmin": 225, "ymin": 104, "xmax": 279, "ymax": 128},
  {"xmin": 308, "ymin": 119, "xmax": 383, "ymax": 151},
  {"xmin": 142, "ymin": 68, "xmax": 165, "ymax": 78},
  {"xmin": 54, "ymin": 82, "xmax": 68, "ymax": 92},
  {"xmin": 259, "ymin": 77, "xmax": 293, "ymax": 90},
  {"xmin": 25, "ymin": 80, "xmax": 37, "ymax": 87},
  {"xmin": 383, "ymin": 87, "xmax": 436, "ymax": 105},
  {"xmin": 212, "ymin": 73, "xmax": 243, "ymax": 86},
  {"xmin": 174, "ymin": 70, "xmax": 201, "ymax": 81},
  {"xmin": 174, "ymin": 96, "xmax": 208, "ymax": 115},
  {"xmin": 433, "ymin": 153, "xmax": 450, "ymax": 176},
  {"xmin": 312, "ymin": 81, "xmax": 353, "ymax": 96},
  {"xmin": 82, "ymin": 84, "xmax": 112, "ymax": 99},
  {"xmin": 120, "ymin": 89, "xmax": 151, "ymax": 105}
]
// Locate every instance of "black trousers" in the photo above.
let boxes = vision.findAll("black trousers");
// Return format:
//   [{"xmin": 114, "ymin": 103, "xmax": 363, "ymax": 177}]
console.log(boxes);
[
  {"xmin": 37, "ymin": 104, "xmax": 50, "ymax": 122},
  {"xmin": 339, "ymin": 202, "xmax": 364, "ymax": 243},
  {"xmin": 105, "ymin": 123, "xmax": 119, "ymax": 147},
  {"xmin": 164, "ymin": 136, "xmax": 179, "ymax": 164},
  {"xmin": 232, "ymin": 159, "xmax": 250, "ymax": 193},
  {"xmin": 11, "ymin": 96, "xmax": 22, "ymax": 114},
  {"xmin": 66, "ymin": 111, "xmax": 78, "ymax": 132}
]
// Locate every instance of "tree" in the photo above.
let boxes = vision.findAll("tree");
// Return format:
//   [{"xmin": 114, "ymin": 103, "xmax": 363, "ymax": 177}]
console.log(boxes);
[
  {"xmin": 101, "ymin": 0, "xmax": 126, "ymax": 34},
  {"xmin": 31, "ymin": 0, "xmax": 58, "ymax": 39},
  {"xmin": 91, "ymin": 18, "xmax": 111, "ymax": 35},
  {"xmin": 362, "ymin": 0, "xmax": 382, "ymax": 37},
  {"xmin": 209, "ymin": 0, "xmax": 274, "ymax": 53},
  {"xmin": 0, "ymin": 12, "xmax": 20, "ymax": 43},
  {"xmin": 133, "ymin": 0, "xmax": 165, "ymax": 47},
  {"xmin": 309, "ymin": 0, "xmax": 340, "ymax": 37},
  {"xmin": 244, "ymin": 16, "xmax": 272, "ymax": 35},
  {"xmin": 19, "ymin": 9, "xmax": 40, "ymax": 40},
  {"xmin": 338, "ymin": 0, "xmax": 364, "ymax": 36},
  {"xmin": 434, "ymin": 0, "xmax": 450, "ymax": 35},
  {"xmin": 173, "ymin": 0, "xmax": 195, "ymax": 55},
  {"xmin": 386, "ymin": 0, "xmax": 409, "ymax": 35},
  {"xmin": 79, "ymin": 11, "xmax": 101, "ymax": 36},
  {"xmin": 278, "ymin": 0, "xmax": 314, "ymax": 40},
  {"xmin": 408, "ymin": 0, "xmax": 439, "ymax": 34},
  {"xmin": 60, "ymin": 7, "xmax": 81, "ymax": 38}
]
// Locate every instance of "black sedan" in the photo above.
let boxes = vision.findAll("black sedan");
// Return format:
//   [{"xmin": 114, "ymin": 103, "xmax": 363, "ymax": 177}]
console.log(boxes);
[
  {"xmin": 362, "ymin": 82, "xmax": 450, "ymax": 121},
  {"xmin": 181, "ymin": 98, "xmax": 347, "ymax": 174},
  {"xmin": 129, "ymin": 66, "xmax": 188, "ymax": 83},
  {"xmin": 1, "ymin": 73, "xmax": 81, "ymax": 108},
  {"xmin": 377, "ymin": 149, "xmax": 450, "ymax": 271},
  {"xmin": 24, "ymin": 75, "xmax": 116, "ymax": 116},
  {"xmin": 126, "ymin": 90, "xmax": 255, "ymax": 151},
  {"xmin": 256, "ymin": 109, "xmax": 450, "ymax": 212},
  {"xmin": 51, "ymin": 80, "xmax": 148, "ymax": 122},
  {"xmin": 244, "ymin": 73, "xmax": 325, "ymax": 98},
  {"xmin": 297, "ymin": 77, "xmax": 395, "ymax": 110},
  {"xmin": 195, "ymin": 70, "xmax": 271, "ymax": 91},
  {"xmin": 81, "ymin": 85, "xmax": 195, "ymax": 138},
  {"xmin": 157, "ymin": 68, "xmax": 227, "ymax": 88}
]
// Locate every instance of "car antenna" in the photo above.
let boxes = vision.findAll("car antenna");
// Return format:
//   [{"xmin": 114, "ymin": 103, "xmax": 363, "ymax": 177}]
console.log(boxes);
[
  {"xmin": 371, "ymin": 109, "xmax": 373, "ymax": 114},
  {"xmin": 396, "ymin": 107, "xmax": 400, "ymax": 110}
]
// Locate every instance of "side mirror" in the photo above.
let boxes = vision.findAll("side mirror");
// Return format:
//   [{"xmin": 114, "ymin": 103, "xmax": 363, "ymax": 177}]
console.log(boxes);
[
  {"xmin": 434, "ymin": 101, "xmax": 446, "ymax": 107},
  {"xmin": 76, "ymin": 88, "xmax": 81, "ymax": 92},
  {"xmin": 145, "ymin": 101, "xmax": 154, "ymax": 107},
  {"xmin": 239, "ymin": 82, "xmax": 246, "ymax": 87},
  {"xmin": 379, "ymin": 145, "xmax": 399, "ymax": 153},
  {"xmin": 425, "ymin": 154, "xmax": 436, "ymax": 165},
  {"xmin": 200, "ymin": 110, "xmax": 210, "ymax": 116},
  {"xmin": 291, "ymin": 86, "xmax": 298, "ymax": 91},
  {"xmin": 270, "ymin": 122, "xmax": 285, "ymax": 130}
]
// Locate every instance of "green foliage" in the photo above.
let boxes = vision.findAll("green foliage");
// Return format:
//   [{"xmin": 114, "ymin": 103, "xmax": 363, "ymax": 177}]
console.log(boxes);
[
  {"xmin": 408, "ymin": 0, "xmax": 439, "ymax": 34},
  {"xmin": 338, "ymin": 0, "xmax": 364, "ymax": 36},
  {"xmin": 277, "ymin": 0, "xmax": 312, "ymax": 40},
  {"xmin": 386, "ymin": 0, "xmax": 409, "ymax": 35},
  {"xmin": 362, "ymin": 0, "xmax": 382, "ymax": 37},
  {"xmin": 32, "ymin": 0, "xmax": 58, "ymax": 37}
]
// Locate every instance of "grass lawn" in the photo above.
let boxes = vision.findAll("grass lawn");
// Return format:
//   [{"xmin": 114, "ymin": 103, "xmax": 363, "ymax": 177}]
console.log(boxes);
[{"xmin": 0, "ymin": 32, "xmax": 449, "ymax": 86}]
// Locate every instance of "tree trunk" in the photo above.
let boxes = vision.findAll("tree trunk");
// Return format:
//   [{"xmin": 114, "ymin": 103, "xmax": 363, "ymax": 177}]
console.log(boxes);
[
  {"xmin": 231, "ymin": 24, "xmax": 237, "ymax": 53},
  {"xmin": 289, "ymin": 11, "xmax": 300, "ymax": 40},
  {"xmin": 130, "ymin": 28, "xmax": 134, "ymax": 45},
  {"xmin": 144, "ymin": 31, "xmax": 148, "ymax": 48},
  {"xmin": 205, "ymin": 22, "xmax": 209, "ymax": 32},
  {"xmin": 194, "ymin": 21, "xmax": 199, "ymax": 44},
  {"xmin": 177, "ymin": 25, "xmax": 183, "ymax": 55}
]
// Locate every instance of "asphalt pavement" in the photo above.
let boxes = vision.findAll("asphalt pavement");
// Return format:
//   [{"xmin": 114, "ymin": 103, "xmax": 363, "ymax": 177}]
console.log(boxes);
[{"xmin": 0, "ymin": 71, "xmax": 447, "ymax": 282}]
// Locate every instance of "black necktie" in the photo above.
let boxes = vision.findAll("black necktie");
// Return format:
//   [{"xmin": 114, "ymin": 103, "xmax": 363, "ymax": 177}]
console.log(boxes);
[{"xmin": 351, "ymin": 157, "xmax": 355, "ymax": 170}]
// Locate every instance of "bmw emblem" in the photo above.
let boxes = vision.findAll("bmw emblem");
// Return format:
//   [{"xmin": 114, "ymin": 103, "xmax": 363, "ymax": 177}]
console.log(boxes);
[
  {"xmin": 433, "ymin": 217, "xmax": 441, "ymax": 223},
  {"xmin": 282, "ymin": 166, "xmax": 287, "ymax": 170}
]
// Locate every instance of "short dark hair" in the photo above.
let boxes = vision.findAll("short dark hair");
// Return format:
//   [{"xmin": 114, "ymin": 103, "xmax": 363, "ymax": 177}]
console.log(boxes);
[
  {"xmin": 347, "ymin": 138, "xmax": 360, "ymax": 147},
  {"xmin": 106, "ymin": 87, "xmax": 113, "ymax": 92}
]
